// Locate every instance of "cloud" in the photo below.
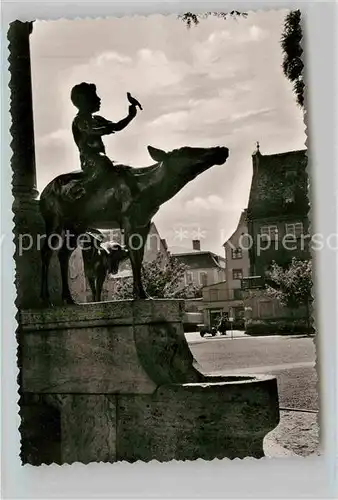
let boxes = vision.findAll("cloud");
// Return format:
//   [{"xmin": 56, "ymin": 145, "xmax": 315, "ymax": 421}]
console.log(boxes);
[
  {"xmin": 207, "ymin": 30, "xmax": 232, "ymax": 44},
  {"xmin": 64, "ymin": 47, "xmax": 192, "ymax": 112},
  {"xmin": 184, "ymin": 195, "xmax": 225, "ymax": 213},
  {"xmin": 38, "ymin": 128, "xmax": 70, "ymax": 145},
  {"xmin": 148, "ymin": 110, "xmax": 189, "ymax": 129},
  {"xmin": 137, "ymin": 48, "xmax": 167, "ymax": 63},
  {"xmin": 249, "ymin": 25, "xmax": 267, "ymax": 42},
  {"xmin": 193, "ymin": 24, "xmax": 267, "ymax": 66},
  {"xmin": 96, "ymin": 51, "xmax": 132, "ymax": 65},
  {"xmin": 230, "ymin": 107, "xmax": 274, "ymax": 123},
  {"xmin": 206, "ymin": 25, "xmax": 266, "ymax": 45},
  {"xmin": 31, "ymin": 11, "xmax": 306, "ymax": 254}
]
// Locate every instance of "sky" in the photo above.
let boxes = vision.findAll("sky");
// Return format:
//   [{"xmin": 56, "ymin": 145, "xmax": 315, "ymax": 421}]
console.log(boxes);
[{"xmin": 30, "ymin": 9, "xmax": 306, "ymax": 255}]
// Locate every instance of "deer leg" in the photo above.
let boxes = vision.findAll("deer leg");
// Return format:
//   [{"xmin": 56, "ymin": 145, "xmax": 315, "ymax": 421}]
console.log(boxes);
[
  {"xmin": 82, "ymin": 247, "xmax": 97, "ymax": 302},
  {"xmin": 40, "ymin": 238, "xmax": 53, "ymax": 305},
  {"xmin": 83, "ymin": 261, "xmax": 96, "ymax": 302},
  {"xmin": 130, "ymin": 254, "xmax": 147, "ymax": 299},
  {"xmin": 40, "ymin": 223, "xmax": 63, "ymax": 306},
  {"xmin": 87, "ymin": 275, "xmax": 96, "ymax": 302},
  {"xmin": 58, "ymin": 242, "xmax": 75, "ymax": 305},
  {"xmin": 124, "ymin": 223, "xmax": 151, "ymax": 299},
  {"xmin": 95, "ymin": 268, "xmax": 106, "ymax": 302}
]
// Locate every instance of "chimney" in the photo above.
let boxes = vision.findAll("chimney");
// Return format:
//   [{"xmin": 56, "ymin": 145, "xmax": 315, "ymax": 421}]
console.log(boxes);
[{"xmin": 192, "ymin": 239, "xmax": 201, "ymax": 251}]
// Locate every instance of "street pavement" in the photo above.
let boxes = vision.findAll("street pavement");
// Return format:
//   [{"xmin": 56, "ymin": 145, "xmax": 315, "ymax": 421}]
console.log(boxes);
[{"xmin": 185, "ymin": 331, "xmax": 318, "ymax": 411}]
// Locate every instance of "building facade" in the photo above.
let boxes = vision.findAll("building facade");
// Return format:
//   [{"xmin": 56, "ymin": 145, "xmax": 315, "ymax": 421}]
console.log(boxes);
[
  {"xmin": 200, "ymin": 210, "xmax": 250, "ymax": 328},
  {"xmin": 223, "ymin": 210, "xmax": 251, "ymax": 290},
  {"xmin": 242, "ymin": 145, "xmax": 311, "ymax": 330},
  {"xmin": 201, "ymin": 146, "xmax": 311, "ymax": 331},
  {"xmin": 247, "ymin": 145, "xmax": 310, "ymax": 277},
  {"xmin": 201, "ymin": 282, "xmax": 245, "ymax": 327},
  {"xmin": 172, "ymin": 239, "xmax": 226, "ymax": 289}
]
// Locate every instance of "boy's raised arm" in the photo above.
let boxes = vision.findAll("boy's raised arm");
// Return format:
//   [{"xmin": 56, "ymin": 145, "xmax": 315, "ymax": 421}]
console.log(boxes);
[{"xmin": 112, "ymin": 104, "xmax": 137, "ymax": 132}]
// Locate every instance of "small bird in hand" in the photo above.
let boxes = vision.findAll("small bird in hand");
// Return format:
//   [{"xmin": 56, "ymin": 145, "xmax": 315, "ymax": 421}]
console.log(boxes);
[{"xmin": 127, "ymin": 92, "xmax": 143, "ymax": 111}]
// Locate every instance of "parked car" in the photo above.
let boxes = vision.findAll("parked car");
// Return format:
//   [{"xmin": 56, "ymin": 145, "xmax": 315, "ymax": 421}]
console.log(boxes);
[{"xmin": 184, "ymin": 312, "xmax": 204, "ymax": 332}]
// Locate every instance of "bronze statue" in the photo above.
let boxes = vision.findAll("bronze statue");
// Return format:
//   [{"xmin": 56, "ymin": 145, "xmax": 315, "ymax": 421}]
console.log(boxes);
[
  {"xmin": 127, "ymin": 92, "xmax": 143, "ymax": 110},
  {"xmin": 81, "ymin": 231, "xmax": 129, "ymax": 302},
  {"xmin": 68, "ymin": 82, "xmax": 141, "ymax": 199},
  {"xmin": 39, "ymin": 83, "xmax": 229, "ymax": 304},
  {"xmin": 40, "ymin": 144, "xmax": 228, "ymax": 304}
]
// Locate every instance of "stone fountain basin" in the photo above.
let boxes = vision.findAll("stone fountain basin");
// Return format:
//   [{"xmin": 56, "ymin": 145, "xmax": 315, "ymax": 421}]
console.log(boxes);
[
  {"xmin": 113, "ymin": 373, "xmax": 279, "ymax": 462},
  {"xmin": 19, "ymin": 300, "xmax": 279, "ymax": 464}
]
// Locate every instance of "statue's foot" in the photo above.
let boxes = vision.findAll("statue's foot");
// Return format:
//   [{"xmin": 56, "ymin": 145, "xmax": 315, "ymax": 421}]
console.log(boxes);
[
  {"xmin": 42, "ymin": 300, "xmax": 55, "ymax": 308},
  {"xmin": 133, "ymin": 289, "xmax": 151, "ymax": 300},
  {"xmin": 61, "ymin": 296, "xmax": 76, "ymax": 306},
  {"xmin": 40, "ymin": 296, "xmax": 54, "ymax": 308}
]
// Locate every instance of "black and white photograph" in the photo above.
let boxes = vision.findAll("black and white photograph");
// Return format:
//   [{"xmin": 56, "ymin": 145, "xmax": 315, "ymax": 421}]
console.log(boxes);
[{"xmin": 9, "ymin": 7, "xmax": 319, "ymax": 467}]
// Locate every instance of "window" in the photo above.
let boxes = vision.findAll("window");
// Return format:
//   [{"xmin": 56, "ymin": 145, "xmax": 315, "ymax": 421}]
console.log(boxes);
[
  {"xmin": 185, "ymin": 271, "xmax": 193, "ymax": 285},
  {"xmin": 233, "ymin": 289, "xmax": 243, "ymax": 300},
  {"xmin": 231, "ymin": 247, "xmax": 243, "ymax": 259},
  {"xmin": 260, "ymin": 225, "xmax": 278, "ymax": 240},
  {"xmin": 199, "ymin": 272, "xmax": 208, "ymax": 287},
  {"xmin": 209, "ymin": 290, "xmax": 219, "ymax": 302},
  {"xmin": 241, "ymin": 276, "xmax": 265, "ymax": 290},
  {"xmin": 285, "ymin": 222, "xmax": 304, "ymax": 238},
  {"xmin": 232, "ymin": 269, "xmax": 243, "ymax": 280}
]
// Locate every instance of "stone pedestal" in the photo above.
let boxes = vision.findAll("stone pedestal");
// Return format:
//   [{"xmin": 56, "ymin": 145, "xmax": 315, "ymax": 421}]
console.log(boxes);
[{"xmin": 19, "ymin": 300, "xmax": 279, "ymax": 464}]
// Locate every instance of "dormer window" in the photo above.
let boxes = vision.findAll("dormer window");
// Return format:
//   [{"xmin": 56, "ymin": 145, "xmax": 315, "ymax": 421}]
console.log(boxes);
[
  {"xmin": 260, "ymin": 225, "xmax": 278, "ymax": 240},
  {"xmin": 285, "ymin": 222, "xmax": 304, "ymax": 238}
]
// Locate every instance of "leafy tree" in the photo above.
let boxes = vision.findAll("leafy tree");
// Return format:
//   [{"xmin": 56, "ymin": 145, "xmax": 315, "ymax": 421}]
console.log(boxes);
[
  {"xmin": 178, "ymin": 11, "xmax": 247, "ymax": 28},
  {"xmin": 112, "ymin": 252, "xmax": 202, "ymax": 299},
  {"xmin": 265, "ymin": 257, "xmax": 313, "ymax": 330},
  {"xmin": 281, "ymin": 10, "xmax": 304, "ymax": 108}
]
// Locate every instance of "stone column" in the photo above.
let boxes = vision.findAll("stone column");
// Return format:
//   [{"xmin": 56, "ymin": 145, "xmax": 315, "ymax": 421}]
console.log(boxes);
[
  {"xmin": 9, "ymin": 21, "xmax": 61, "ymax": 309},
  {"xmin": 9, "ymin": 21, "xmax": 38, "ymax": 201}
]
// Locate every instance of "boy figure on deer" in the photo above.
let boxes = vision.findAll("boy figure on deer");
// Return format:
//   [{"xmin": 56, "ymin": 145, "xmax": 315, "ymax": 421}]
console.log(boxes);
[{"xmin": 69, "ymin": 82, "xmax": 142, "ymax": 197}]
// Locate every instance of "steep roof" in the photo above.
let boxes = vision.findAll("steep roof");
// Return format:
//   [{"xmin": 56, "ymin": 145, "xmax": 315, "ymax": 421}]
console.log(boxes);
[
  {"xmin": 222, "ymin": 209, "xmax": 248, "ymax": 247},
  {"xmin": 172, "ymin": 251, "xmax": 225, "ymax": 270},
  {"xmin": 247, "ymin": 148, "xmax": 309, "ymax": 219}
]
